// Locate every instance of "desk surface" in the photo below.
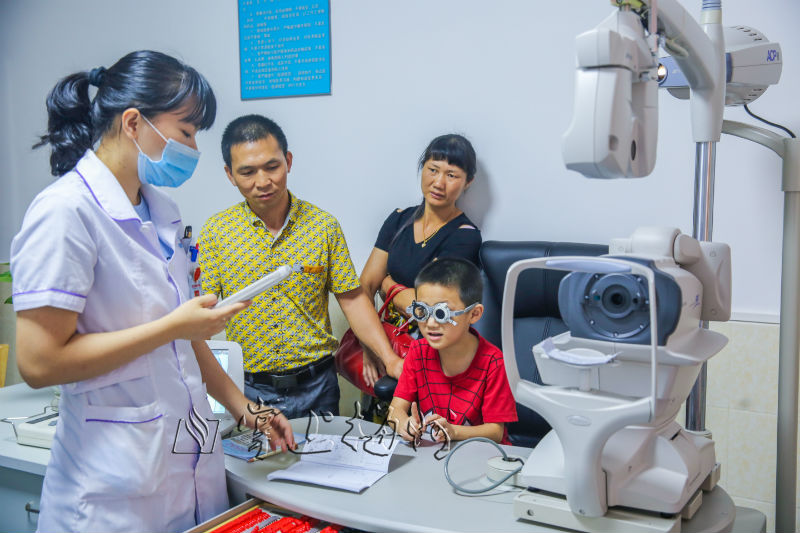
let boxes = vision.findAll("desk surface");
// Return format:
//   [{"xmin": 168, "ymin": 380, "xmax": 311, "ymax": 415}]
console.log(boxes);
[
  {"xmin": 0, "ymin": 384, "xmax": 765, "ymax": 533},
  {"xmin": 225, "ymin": 417, "xmax": 759, "ymax": 533}
]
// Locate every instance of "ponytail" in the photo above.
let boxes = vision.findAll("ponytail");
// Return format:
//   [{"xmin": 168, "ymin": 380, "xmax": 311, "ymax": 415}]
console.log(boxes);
[
  {"xmin": 33, "ymin": 72, "xmax": 94, "ymax": 176},
  {"xmin": 388, "ymin": 200, "xmax": 425, "ymax": 250},
  {"xmin": 33, "ymin": 50, "xmax": 216, "ymax": 178}
]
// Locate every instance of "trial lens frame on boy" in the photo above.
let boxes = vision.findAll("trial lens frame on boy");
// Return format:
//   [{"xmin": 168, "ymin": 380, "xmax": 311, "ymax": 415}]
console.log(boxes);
[{"xmin": 406, "ymin": 301, "xmax": 478, "ymax": 325}]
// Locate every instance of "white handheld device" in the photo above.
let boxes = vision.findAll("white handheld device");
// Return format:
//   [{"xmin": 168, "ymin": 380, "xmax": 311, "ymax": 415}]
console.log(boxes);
[{"xmin": 214, "ymin": 264, "xmax": 295, "ymax": 308}]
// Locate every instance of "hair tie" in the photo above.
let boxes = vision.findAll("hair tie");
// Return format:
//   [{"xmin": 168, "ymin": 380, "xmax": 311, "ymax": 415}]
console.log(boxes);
[{"xmin": 88, "ymin": 66, "xmax": 107, "ymax": 87}]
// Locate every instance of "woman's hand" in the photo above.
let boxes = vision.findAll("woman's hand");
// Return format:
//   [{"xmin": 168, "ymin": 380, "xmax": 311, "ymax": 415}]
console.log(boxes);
[
  {"xmin": 259, "ymin": 408, "xmax": 296, "ymax": 453},
  {"xmin": 166, "ymin": 294, "xmax": 249, "ymax": 340},
  {"xmin": 244, "ymin": 403, "xmax": 296, "ymax": 453},
  {"xmin": 362, "ymin": 347, "xmax": 385, "ymax": 388}
]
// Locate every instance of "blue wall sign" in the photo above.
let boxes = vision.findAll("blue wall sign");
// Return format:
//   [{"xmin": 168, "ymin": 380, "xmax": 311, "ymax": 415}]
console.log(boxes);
[{"xmin": 238, "ymin": 0, "xmax": 331, "ymax": 99}]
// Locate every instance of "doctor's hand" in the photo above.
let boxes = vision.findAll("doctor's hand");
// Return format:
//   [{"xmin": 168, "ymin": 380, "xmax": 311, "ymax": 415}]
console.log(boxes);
[
  {"xmin": 166, "ymin": 294, "xmax": 250, "ymax": 341},
  {"xmin": 250, "ymin": 405, "xmax": 296, "ymax": 453}
]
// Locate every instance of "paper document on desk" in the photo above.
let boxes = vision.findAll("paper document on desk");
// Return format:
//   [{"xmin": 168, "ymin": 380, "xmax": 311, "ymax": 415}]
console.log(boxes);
[{"xmin": 267, "ymin": 433, "xmax": 399, "ymax": 492}]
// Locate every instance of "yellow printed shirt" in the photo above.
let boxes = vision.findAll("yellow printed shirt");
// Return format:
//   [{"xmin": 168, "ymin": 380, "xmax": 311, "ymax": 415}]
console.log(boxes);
[{"xmin": 199, "ymin": 192, "xmax": 360, "ymax": 372}]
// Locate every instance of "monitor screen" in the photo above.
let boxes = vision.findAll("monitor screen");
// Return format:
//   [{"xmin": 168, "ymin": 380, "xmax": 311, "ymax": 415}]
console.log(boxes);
[{"xmin": 209, "ymin": 348, "xmax": 229, "ymax": 415}]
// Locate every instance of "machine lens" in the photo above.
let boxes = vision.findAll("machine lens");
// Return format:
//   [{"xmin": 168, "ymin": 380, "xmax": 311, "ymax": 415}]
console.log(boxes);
[
  {"xmin": 603, "ymin": 287, "xmax": 630, "ymax": 312},
  {"xmin": 599, "ymin": 282, "xmax": 636, "ymax": 318}
]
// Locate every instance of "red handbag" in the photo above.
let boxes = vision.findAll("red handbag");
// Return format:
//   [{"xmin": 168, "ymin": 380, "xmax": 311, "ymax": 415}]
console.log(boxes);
[{"xmin": 334, "ymin": 284, "xmax": 414, "ymax": 397}]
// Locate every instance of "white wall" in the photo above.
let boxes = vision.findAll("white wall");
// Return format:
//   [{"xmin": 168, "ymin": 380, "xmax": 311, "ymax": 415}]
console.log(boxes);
[
  {"xmin": 1, "ymin": 0, "xmax": 798, "ymax": 322},
  {"xmin": 1, "ymin": 3, "xmax": 797, "ymax": 527}
]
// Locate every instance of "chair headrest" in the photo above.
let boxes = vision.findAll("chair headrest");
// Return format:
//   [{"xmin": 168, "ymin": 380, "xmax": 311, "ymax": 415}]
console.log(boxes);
[{"xmin": 480, "ymin": 241, "xmax": 608, "ymax": 318}]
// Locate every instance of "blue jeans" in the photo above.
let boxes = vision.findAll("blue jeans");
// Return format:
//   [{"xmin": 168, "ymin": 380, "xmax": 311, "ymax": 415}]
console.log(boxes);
[{"xmin": 244, "ymin": 366, "xmax": 340, "ymax": 420}]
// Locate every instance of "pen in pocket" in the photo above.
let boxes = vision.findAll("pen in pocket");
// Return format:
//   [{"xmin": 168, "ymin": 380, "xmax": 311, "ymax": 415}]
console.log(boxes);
[
  {"xmin": 181, "ymin": 225, "xmax": 192, "ymax": 251},
  {"xmin": 294, "ymin": 264, "xmax": 323, "ymax": 274}
]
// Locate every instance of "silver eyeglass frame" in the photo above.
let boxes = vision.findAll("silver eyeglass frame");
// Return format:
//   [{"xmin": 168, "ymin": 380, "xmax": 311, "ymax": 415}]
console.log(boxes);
[{"xmin": 406, "ymin": 301, "xmax": 477, "ymax": 326}]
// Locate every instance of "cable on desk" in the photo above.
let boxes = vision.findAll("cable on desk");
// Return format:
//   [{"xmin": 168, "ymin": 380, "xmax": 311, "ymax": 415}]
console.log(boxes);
[{"xmin": 443, "ymin": 437, "xmax": 524, "ymax": 494}]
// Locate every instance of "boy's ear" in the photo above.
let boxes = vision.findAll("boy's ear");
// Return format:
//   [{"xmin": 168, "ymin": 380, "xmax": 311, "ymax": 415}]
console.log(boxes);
[{"xmin": 468, "ymin": 303, "xmax": 484, "ymax": 324}]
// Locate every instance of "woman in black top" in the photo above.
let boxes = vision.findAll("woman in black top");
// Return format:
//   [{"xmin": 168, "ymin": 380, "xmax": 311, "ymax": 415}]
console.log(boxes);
[{"xmin": 359, "ymin": 134, "xmax": 482, "ymax": 385}]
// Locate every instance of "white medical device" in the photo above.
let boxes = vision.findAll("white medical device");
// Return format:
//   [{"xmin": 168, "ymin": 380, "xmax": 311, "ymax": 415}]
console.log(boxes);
[
  {"xmin": 2, "ymin": 388, "xmax": 61, "ymax": 449},
  {"xmin": 214, "ymin": 264, "xmax": 295, "ymax": 308},
  {"xmin": 15, "ymin": 410, "xmax": 59, "ymax": 449},
  {"xmin": 562, "ymin": 2, "xmax": 783, "ymax": 181},
  {"xmin": 659, "ymin": 25, "xmax": 782, "ymax": 106},
  {"xmin": 553, "ymin": 0, "xmax": 790, "ymax": 529},
  {"xmin": 562, "ymin": 0, "xmax": 749, "ymax": 179},
  {"xmin": 206, "ymin": 340, "xmax": 245, "ymax": 436},
  {"xmin": 502, "ymin": 227, "xmax": 732, "ymax": 532},
  {"xmin": 562, "ymin": 7, "xmax": 659, "ymax": 179}
]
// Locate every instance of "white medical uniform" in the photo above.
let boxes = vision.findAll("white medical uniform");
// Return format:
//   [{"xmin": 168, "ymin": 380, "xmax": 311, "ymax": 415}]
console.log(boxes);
[{"xmin": 10, "ymin": 151, "xmax": 227, "ymax": 532}]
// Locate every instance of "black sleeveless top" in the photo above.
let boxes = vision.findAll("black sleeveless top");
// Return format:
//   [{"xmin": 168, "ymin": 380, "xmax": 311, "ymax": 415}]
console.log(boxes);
[{"xmin": 374, "ymin": 206, "xmax": 482, "ymax": 288}]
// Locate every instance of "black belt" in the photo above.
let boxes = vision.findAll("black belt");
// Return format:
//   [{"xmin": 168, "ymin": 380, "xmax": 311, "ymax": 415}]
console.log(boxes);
[{"xmin": 246, "ymin": 355, "xmax": 334, "ymax": 390}]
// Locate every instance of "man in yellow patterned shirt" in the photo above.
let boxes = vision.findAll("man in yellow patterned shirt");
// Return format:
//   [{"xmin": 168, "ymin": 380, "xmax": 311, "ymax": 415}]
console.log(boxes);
[{"xmin": 199, "ymin": 115, "xmax": 400, "ymax": 418}]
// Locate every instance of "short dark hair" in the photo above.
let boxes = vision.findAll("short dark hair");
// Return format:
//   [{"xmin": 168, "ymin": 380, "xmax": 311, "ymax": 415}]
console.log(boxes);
[
  {"xmin": 418, "ymin": 134, "xmax": 477, "ymax": 183},
  {"xmin": 221, "ymin": 114, "xmax": 288, "ymax": 168},
  {"xmin": 415, "ymin": 257, "xmax": 483, "ymax": 307}
]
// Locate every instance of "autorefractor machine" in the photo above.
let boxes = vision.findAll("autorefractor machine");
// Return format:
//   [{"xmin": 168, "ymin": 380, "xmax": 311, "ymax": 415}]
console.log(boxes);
[
  {"xmin": 492, "ymin": 0, "xmax": 791, "ymax": 531},
  {"xmin": 501, "ymin": 227, "xmax": 731, "ymax": 532}
]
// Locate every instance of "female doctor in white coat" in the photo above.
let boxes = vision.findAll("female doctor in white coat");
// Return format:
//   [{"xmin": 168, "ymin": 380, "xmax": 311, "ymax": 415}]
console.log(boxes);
[{"xmin": 11, "ymin": 50, "xmax": 296, "ymax": 533}]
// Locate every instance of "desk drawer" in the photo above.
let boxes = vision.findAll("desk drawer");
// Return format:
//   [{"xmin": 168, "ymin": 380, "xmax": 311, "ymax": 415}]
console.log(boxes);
[
  {"xmin": 186, "ymin": 498, "xmax": 346, "ymax": 533},
  {"xmin": 0, "ymin": 466, "xmax": 43, "ymax": 533}
]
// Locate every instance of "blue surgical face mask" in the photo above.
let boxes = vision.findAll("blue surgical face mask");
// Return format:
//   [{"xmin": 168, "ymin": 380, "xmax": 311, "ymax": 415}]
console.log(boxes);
[{"xmin": 133, "ymin": 115, "xmax": 200, "ymax": 188}]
